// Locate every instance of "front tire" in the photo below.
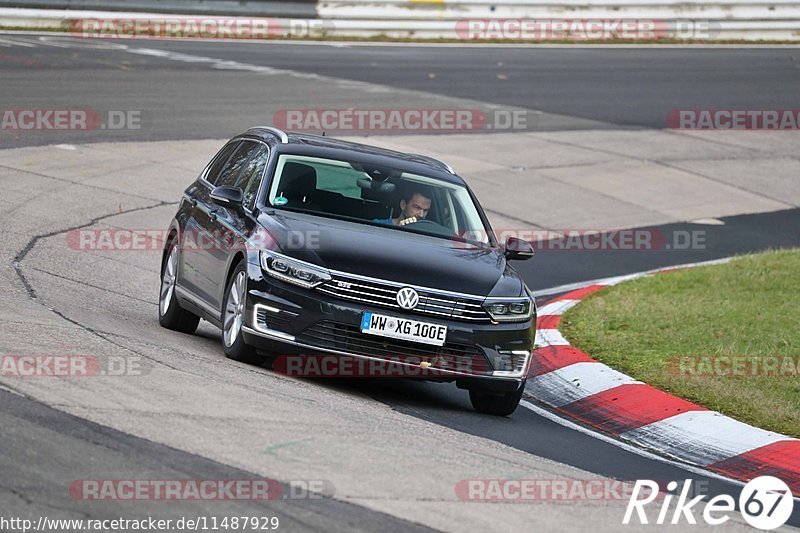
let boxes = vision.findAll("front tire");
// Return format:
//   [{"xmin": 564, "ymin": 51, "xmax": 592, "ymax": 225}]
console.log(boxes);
[
  {"xmin": 469, "ymin": 386, "xmax": 524, "ymax": 416},
  {"xmin": 159, "ymin": 242, "xmax": 200, "ymax": 334},
  {"xmin": 222, "ymin": 261, "xmax": 262, "ymax": 365}
]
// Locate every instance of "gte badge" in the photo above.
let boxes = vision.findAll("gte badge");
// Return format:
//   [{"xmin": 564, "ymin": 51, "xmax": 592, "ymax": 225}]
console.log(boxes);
[{"xmin": 622, "ymin": 476, "xmax": 793, "ymax": 529}]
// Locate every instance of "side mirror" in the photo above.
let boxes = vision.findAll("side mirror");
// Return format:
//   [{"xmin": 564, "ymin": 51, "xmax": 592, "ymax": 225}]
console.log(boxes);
[
  {"xmin": 210, "ymin": 186, "xmax": 243, "ymax": 206},
  {"xmin": 504, "ymin": 236, "xmax": 535, "ymax": 260}
]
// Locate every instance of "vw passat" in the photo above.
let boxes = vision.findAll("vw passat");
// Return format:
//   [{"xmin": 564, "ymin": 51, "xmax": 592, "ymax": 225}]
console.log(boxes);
[{"xmin": 159, "ymin": 127, "xmax": 536, "ymax": 415}]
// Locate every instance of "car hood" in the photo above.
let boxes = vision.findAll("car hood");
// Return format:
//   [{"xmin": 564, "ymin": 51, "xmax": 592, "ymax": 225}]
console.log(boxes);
[{"xmin": 257, "ymin": 210, "xmax": 524, "ymax": 296}]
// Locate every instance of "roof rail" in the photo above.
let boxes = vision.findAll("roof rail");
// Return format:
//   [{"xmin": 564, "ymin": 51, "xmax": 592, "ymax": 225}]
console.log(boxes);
[
  {"xmin": 248, "ymin": 126, "xmax": 288, "ymax": 144},
  {"xmin": 410, "ymin": 153, "xmax": 455, "ymax": 175}
]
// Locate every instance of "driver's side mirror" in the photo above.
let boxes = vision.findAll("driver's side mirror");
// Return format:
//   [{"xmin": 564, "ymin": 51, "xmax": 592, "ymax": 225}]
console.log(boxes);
[
  {"xmin": 504, "ymin": 236, "xmax": 535, "ymax": 260},
  {"xmin": 210, "ymin": 186, "xmax": 243, "ymax": 207}
]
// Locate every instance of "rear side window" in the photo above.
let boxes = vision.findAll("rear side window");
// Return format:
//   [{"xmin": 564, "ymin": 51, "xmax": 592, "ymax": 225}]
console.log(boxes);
[{"xmin": 215, "ymin": 141, "xmax": 260, "ymax": 189}]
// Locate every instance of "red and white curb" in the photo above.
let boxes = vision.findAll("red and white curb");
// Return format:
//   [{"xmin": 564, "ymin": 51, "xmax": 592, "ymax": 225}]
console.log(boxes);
[{"xmin": 527, "ymin": 258, "xmax": 800, "ymax": 493}]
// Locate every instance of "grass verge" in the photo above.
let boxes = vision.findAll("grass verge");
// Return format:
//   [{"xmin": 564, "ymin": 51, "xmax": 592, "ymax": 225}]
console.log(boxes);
[{"xmin": 561, "ymin": 249, "xmax": 800, "ymax": 438}]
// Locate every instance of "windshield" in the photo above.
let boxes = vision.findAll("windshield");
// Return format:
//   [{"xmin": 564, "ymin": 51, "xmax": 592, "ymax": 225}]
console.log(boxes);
[{"xmin": 266, "ymin": 154, "xmax": 492, "ymax": 245}]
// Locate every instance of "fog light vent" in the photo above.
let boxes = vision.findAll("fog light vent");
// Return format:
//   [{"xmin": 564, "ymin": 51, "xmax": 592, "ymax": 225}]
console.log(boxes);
[{"xmin": 494, "ymin": 350, "xmax": 531, "ymax": 377}]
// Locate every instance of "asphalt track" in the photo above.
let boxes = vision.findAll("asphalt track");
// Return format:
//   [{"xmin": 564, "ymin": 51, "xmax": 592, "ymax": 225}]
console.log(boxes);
[
  {"xmin": 2, "ymin": 34, "xmax": 800, "ymax": 531},
  {"xmin": 2, "ymin": 36, "xmax": 800, "ymax": 146},
  {"xmin": 0, "ymin": 388, "xmax": 432, "ymax": 532}
]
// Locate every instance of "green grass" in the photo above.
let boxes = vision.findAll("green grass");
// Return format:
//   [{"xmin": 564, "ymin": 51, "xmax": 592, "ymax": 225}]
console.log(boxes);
[{"xmin": 561, "ymin": 249, "xmax": 800, "ymax": 438}]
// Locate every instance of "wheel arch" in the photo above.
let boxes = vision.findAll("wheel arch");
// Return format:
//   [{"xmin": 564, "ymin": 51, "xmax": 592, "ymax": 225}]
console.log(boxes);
[{"xmin": 160, "ymin": 223, "xmax": 182, "ymax": 275}]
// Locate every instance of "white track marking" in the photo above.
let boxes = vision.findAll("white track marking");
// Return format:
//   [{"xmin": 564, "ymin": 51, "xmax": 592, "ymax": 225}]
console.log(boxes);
[
  {"xmin": 0, "ymin": 36, "xmax": 37, "ymax": 47},
  {"xmin": 537, "ymin": 299, "xmax": 580, "ymax": 316},
  {"xmin": 620, "ymin": 411, "xmax": 794, "ymax": 466},
  {"xmin": 527, "ymin": 362, "xmax": 641, "ymax": 407},
  {"xmin": 535, "ymin": 328, "xmax": 569, "ymax": 346},
  {"xmin": 519, "ymin": 399, "xmax": 757, "ymax": 489}
]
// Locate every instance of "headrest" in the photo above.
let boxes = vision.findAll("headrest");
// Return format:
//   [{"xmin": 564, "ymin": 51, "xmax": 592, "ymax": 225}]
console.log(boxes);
[{"xmin": 279, "ymin": 162, "xmax": 317, "ymax": 200}]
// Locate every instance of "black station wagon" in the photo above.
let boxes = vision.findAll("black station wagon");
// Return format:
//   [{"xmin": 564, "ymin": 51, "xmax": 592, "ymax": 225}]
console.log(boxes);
[{"xmin": 159, "ymin": 127, "xmax": 536, "ymax": 415}]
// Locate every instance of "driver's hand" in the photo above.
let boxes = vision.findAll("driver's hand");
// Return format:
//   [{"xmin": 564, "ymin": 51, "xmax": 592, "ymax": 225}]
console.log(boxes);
[{"xmin": 398, "ymin": 216, "xmax": 418, "ymax": 226}]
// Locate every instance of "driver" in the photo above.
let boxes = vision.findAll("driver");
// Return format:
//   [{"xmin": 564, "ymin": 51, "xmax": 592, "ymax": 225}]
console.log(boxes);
[{"xmin": 373, "ymin": 189, "xmax": 432, "ymax": 227}]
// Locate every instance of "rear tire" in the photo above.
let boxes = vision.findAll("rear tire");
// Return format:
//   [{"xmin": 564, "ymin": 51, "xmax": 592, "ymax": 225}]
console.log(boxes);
[
  {"xmin": 222, "ymin": 261, "xmax": 263, "ymax": 365},
  {"xmin": 469, "ymin": 386, "xmax": 524, "ymax": 416},
  {"xmin": 159, "ymin": 241, "xmax": 200, "ymax": 334}
]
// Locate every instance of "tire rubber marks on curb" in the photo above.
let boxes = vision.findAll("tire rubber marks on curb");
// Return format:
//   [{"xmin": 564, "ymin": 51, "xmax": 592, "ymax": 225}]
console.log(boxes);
[
  {"xmin": 556, "ymin": 383, "xmax": 706, "ymax": 436},
  {"xmin": 534, "ymin": 328, "xmax": 569, "ymax": 347},
  {"xmin": 710, "ymin": 440, "xmax": 800, "ymax": 490},
  {"xmin": 527, "ymin": 361, "xmax": 641, "ymax": 408},
  {"xmin": 620, "ymin": 411, "xmax": 791, "ymax": 467},
  {"xmin": 528, "ymin": 257, "xmax": 800, "ymax": 493}
]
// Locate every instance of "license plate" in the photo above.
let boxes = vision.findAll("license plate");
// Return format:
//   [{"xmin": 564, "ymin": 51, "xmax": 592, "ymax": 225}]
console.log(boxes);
[{"xmin": 360, "ymin": 312, "xmax": 447, "ymax": 347}]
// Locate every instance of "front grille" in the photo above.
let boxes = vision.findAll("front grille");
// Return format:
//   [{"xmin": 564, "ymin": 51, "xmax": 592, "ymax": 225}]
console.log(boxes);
[
  {"xmin": 296, "ymin": 321, "xmax": 493, "ymax": 375},
  {"xmin": 317, "ymin": 274, "xmax": 491, "ymax": 322}
]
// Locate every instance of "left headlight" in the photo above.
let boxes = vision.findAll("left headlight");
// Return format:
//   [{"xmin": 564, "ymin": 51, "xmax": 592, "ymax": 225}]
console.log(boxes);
[
  {"xmin": 483, "ymin": 297, "xmax": 534, "ymax": 322},
  {"xmin": 260, "ymin": 250, "xmax": 331, "ymax": 289}
]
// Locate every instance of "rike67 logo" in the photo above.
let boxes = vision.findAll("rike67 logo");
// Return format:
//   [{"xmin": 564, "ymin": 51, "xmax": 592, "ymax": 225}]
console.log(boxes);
[{"xmin": 624, "ymin": 476, "xmax": 793, "ymax": 530}]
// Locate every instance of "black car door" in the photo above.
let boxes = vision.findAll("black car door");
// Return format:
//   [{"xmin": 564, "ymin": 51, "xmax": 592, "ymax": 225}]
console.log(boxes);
[
  {"xmin": 179, "ymin": 140, "xmax": 241, "ymax": 306},
  {"xmin": 194, "ymin": 140, "xmax": 270, "ymax": 313}
]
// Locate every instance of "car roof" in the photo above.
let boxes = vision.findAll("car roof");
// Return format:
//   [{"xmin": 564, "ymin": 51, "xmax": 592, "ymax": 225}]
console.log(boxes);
[{"xmin": 241, "ymin": 127, "xmax": 463, "ymax": 183}]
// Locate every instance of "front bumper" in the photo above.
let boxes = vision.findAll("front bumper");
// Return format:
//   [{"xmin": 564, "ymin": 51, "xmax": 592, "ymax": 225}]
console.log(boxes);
[{"xmin": 241, "ymin": 259, "xmax": 535, "ymax": 389}]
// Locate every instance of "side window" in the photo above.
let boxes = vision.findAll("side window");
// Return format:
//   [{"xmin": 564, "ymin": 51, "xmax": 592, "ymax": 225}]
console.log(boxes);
[
  {"xmin": 240, "ymin": 145, "xmax": 269, "ymax": 211},
  {"xmin": 215, "ymin": 141, "xmax": 259, "ymax": 189},
  {"xmin": 204, "ymin": 141, "xmax": 240, "ymax": 186}
]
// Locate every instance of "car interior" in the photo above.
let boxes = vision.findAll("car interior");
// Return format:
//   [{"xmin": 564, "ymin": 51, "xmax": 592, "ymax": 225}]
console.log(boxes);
[
  {"xmin": 268, "ymin": 156, "xmax": 491, "ymax": 244},
  {"xmin": 275, "ymin": 161, "xmax": 427, "ymax": 224}
]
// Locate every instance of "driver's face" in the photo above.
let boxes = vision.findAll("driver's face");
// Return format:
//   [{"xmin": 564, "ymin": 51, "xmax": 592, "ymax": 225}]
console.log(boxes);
[{"xmin": 400, "ymin": 193, "xmax": 431, "ymax": 220}]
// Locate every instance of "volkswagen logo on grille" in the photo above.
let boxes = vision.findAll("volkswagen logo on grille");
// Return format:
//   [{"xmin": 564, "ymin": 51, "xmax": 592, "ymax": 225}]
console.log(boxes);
[{"xmin": 396, "ymin": 287, "xmax": 419, "ymax": 310}]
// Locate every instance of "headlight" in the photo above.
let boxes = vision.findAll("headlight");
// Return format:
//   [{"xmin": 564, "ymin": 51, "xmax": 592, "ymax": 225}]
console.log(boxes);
[
  {"xmin": 260, "ymin": 250, "xmax": 331, "ymax": 289},
  {"xmin": 483, "ymin": 297, "xmax": 533, "ymax": 322}
]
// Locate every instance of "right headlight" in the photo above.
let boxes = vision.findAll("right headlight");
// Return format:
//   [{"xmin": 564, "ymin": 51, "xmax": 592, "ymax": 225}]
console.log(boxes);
[
  {"xmin": 260, "ymin": 250, "xmax": 331, "ymax": 289},
  {"xmin": 483, "ymin": 297, "xmax": 534, "ymax": 322}
]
